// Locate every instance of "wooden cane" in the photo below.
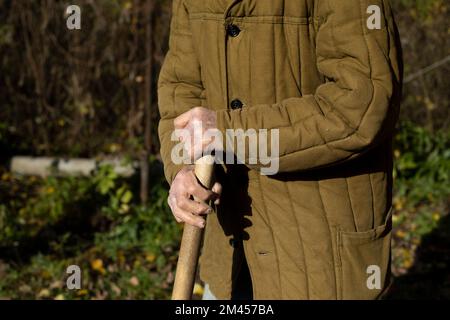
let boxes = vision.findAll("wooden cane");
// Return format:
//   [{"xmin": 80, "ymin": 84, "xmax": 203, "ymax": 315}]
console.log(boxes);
[{"xmin": 171, "ymin": 155, "xmax": 215, "ymax": 300}]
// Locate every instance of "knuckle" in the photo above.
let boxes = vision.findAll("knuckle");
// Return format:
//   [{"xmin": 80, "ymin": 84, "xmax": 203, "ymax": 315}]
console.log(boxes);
[
  {"xmin": 168, "ymin": 195, "xmax": 177, "ymax": 209},
  {"xmin": 172, "ymin": 212, "xmax": 180, "ymax": 221},
  {"xmin": 200, "ymin": 191, "xmax": 212, "ymax": 201},
  {"xmin": 173, "ymin": 206, "xmax": 185, "ymax": 219},
  {"xmin": 176, "ymin": 197, "xmax": 186, "ymax": 208},
  {"xmin": 193, "ymin": 206, "xmax": 205, "ymax": 215},
  {"xmin": 172, "ymin": 195, "xmax": 180, "ymax": 207},
  {"xmin": 185, "ymin": 217, "xmax": 195, "ymax": 226},
  {"xmin": 187, "ymin": 185, "xmax": 196, "ymax": 195},
  {"xmin": 213, "ymin": 184, "xmax": 223, "ymax": 194}
]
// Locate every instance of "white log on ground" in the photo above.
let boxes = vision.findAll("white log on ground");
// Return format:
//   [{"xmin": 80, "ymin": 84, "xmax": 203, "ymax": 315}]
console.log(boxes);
[{"xmin": 10, "ymin": 156, "xmax": 136, "ymax": 177}]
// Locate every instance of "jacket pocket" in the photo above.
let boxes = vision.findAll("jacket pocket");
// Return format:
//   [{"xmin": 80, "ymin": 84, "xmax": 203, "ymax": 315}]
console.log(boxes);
[{"xmin": 336, "ymin": 207, "xmax": 393, "ymax": 300}]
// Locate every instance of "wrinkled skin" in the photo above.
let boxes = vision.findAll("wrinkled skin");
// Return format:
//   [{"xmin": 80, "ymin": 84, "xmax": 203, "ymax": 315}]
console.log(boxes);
[
  {"xmin": 174, "ymin": 107, "xmax": 220, "ymax": 163},
  {"xmin": 168, "ymin": 165, "xmax": 222, "ymax": 228},
  {"xmin": 168, "ymin": 107, "xmax": 222, "ymax": 228}
]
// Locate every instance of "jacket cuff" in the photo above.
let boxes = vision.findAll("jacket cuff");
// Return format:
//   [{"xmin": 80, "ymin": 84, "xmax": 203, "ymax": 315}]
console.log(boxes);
[{"xmin": 165, "ymin": 163, "xmax": 186, "ymax": 185}]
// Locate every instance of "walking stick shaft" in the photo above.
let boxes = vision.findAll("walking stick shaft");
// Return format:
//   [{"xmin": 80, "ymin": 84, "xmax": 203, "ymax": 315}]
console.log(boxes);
[{"xmin": 171, "ymin": 155, "xmax": 215, "ymax": 300}]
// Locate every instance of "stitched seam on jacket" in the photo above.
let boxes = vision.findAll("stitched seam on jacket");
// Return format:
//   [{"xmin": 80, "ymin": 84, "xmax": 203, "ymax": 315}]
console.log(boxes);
[
  {"xmin": 316, "ymin": 180, "xmax": 338, "ymax": 299},
  {"xmin": 171, "ymin": 29, "xmax": 192, "ymax": 37},
  {"xmin": 249, "ymin": 26, "xmax": 253, "ymax": 106},
  {"xmin": 272, "ymin": 23, "xmax": 277, "ymax": 103},
  {"xmin": 256, "ymin": 175, "xmax": 282, "ymax": 299},
  {"xmin": 218, "ymin": 20, "xmax": 226, "ymax": 108},
  {"xmin": 344, "ymin": 177, "xmax": 359, "ymax": 232},
  {"xmin": 283, "ymin": 26, "xmax": 302, "ymax": 95},
  {"xmin": 369, "ymin": 173, "xmax": 376, "ymax": 229},
  {"xmin": 285, "ymin": 182, "xmax": 310, "ymax": 299},
  {"xmin": 189, "ymin": 13, "xmax": 313, "ymax": 25},
  {"xmin": 359, "ymin": 0, "xmax": 373, "ymax": 79}
]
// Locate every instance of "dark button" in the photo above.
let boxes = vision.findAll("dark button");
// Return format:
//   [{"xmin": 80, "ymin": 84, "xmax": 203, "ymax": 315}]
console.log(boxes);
[
  {"xmin": 227, "ymin": 24, "xmax": 241, "ymax": 37},
  {"xmin": 230, "ymin": 99, "xmax": 243, "ymax": 110}
]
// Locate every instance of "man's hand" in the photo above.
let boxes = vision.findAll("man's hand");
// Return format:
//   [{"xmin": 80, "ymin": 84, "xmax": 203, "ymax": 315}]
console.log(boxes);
[
  {"xmin": 174, "ymin": 107, "xmax": 219, "ymax": 162},
  {"xmin": 168, "ymin": 166, "xmax": 222, "ymax": 228}
]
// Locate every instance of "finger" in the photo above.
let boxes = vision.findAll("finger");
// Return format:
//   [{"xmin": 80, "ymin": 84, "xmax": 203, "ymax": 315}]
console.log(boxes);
[
  {"xmin": 211, "ymin": 182, "xmax": 222, "ymax": 205},
  {"xmin": 168, "ymin": 195, "xmax": 183, "ymax": 223},
  {"xmin": 212, "ymin": 182, "xmax": 222, "ymax": 195},
  {"xmin": 187, "ymin": 181, "xmax": 215, "ymax": 202},
  {"xmin": 168, "ymin": 195, "xmax": 181, "ymax": 221},
  {"xmin": 173, "ymin": 206, "xmax": 205, "ymax": 228},
  {"xmin": 178, "ymin": 197, "xmax": 212, "ymax": 215},
  {"xmin": 174, "ymin": 110, "xmax": 192, "ymax": 130}
]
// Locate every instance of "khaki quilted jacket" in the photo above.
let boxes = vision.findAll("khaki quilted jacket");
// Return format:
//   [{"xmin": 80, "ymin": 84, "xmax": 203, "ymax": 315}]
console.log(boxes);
[{"xmin": 158, "ymin": 0, "xmax": 402, "ymax": 299}]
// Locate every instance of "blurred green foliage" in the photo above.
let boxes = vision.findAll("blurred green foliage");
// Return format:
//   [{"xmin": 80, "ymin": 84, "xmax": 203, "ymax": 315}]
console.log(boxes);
[
  {"xmin": 394, "ymin": 122, "xmax": 450, "ymax": 204},
  {"xmin": 390, "ymin": 123, "xmax": 449, "ymax": 289},
  {"xmin": 0, "ymin": 164, "xmax": 181, "ymax": 299}
]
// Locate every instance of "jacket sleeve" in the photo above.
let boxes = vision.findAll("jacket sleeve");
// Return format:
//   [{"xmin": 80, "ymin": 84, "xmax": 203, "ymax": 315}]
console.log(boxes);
[
  {"xmin": 216, "ymin": 0, "xmax": 402, "ymax": 173},
  {"xmin": 157, "ymin": 0, "xmax": 206, "ymax": 184}
]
